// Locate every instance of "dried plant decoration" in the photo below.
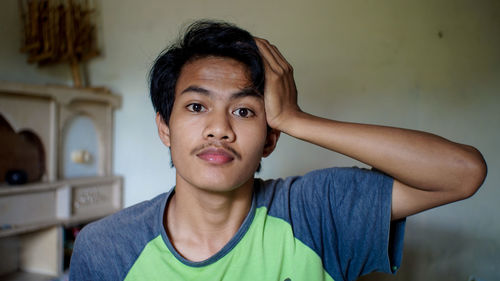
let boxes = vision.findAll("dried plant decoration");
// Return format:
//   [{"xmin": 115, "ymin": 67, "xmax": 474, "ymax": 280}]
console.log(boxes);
[{"xmin": 19, "ymin": 0, "xmax": 99, "ymax": 87}]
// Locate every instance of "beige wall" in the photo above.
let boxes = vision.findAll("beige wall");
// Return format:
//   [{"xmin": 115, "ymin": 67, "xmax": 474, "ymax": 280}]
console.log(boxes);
[{"xmin": 1, "ymin": 0, "xmax": 499, "ymax": 280}]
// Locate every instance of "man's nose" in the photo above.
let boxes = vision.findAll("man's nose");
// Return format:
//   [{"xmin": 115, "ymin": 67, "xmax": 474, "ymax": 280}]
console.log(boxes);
[{"xmin": 203, "ymin": 111, "xmax": 236, "ymax": 142}]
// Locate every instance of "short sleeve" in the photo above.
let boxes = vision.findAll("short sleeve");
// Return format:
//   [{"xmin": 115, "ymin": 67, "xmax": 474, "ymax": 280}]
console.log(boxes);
[{"xmin": 268, "ymin": 167, "xmax": 406, "ymax": 281}]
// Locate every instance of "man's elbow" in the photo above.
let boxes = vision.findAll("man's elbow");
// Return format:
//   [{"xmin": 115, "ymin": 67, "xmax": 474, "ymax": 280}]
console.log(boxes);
[{"xmin": 458, "ymin": 145, "xmax": 487, "ymax": 199}]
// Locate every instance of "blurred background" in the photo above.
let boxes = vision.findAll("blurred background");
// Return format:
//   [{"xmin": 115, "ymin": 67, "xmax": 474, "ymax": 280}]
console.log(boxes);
[{"xmin": 0, "ymin": 0, "xmax": 498, "ymax": 280}]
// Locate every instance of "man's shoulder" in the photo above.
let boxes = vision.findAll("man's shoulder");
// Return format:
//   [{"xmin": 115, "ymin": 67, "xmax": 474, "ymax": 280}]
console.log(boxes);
[
  {"xmin": 258, "ymin": 166, "xmax": 385, "ymax": 189},
  {"xmin": 253, "ymin": 167, "xmax": 401, "ymax": 281},
  {"xmin": 254, "ymin": 166, "xmax": 393, "ymax": 213},
  {"xmin": 76, "ymin": 191, "xmax": 168, "ymax": 249},
  {"xmin": 70, "ymin": 192, "xmax": 170, "ymax": 280}
]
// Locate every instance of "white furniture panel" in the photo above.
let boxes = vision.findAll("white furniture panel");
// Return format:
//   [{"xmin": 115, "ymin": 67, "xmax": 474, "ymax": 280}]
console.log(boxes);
[{"xmin": 0, "ymin": 82, "xmax": 122, "ymax": 279}]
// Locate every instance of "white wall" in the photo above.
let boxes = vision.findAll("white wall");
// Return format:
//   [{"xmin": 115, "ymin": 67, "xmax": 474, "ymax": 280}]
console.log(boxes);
[{"xmin": 1, "ymin": 0, "xmax": 499, "ymax": 280}]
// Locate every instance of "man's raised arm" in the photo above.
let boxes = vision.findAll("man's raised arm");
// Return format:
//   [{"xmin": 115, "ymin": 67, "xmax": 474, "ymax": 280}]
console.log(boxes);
[{"xmin": 255, "ymin": 38, "xmax": 487, "ymax": 220}]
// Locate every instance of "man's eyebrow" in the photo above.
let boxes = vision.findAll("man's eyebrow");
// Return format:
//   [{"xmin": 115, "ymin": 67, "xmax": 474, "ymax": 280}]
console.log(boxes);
[
  {"xmin": 230, "ymin": 87, "xmax": 262, "ymax": 100},
  {"xmin": 180, "ymin": 85, "xmax": 210, "ymax": 95},
  {"xmin": 181, "ymin": 85, "xmax": 262, "ymax": 100}
]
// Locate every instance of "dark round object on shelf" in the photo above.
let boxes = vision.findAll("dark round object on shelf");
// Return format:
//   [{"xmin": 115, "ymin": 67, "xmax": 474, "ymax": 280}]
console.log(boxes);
[{"xmin": 5, "ymin": 170, "xmax": 28, "ymax": 185}]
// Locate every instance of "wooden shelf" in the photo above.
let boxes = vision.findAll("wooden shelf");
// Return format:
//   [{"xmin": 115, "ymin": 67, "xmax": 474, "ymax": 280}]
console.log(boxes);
[
  {"xmin": 0, "ymin": 176, "xmax": 122, "ymax": 239},
  {"xmin": 0, "ymin": 83, "xmax": 122, "ymax": 278},
  {"xmin": 0, "ymin": 81, "xmax": 121, "ymax": 108},
  {"xmin": 0, "ymin": 271, "xmax": 56, "ymax": 281},
  {"xmin": 0, "ymin": 176, "xmax": 120, "ymax": 196},
  {"xmin": 0, "ymin": 221, "xmax": 56, "ymax": 239}
]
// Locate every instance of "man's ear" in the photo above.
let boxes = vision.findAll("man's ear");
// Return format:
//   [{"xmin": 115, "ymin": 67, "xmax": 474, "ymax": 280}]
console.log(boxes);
[
  {"xmin": 155, "ymin": 113, "xmax": 171, "ymax": 147},
  {"xmin": 263, "ymin": 128, "xmax": 280, "ymax": 157}
]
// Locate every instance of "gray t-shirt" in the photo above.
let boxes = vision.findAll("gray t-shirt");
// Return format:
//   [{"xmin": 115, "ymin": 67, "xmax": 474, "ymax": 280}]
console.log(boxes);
[{"xmin": 70, "ymin": 167, "xmax": 405, "ymax": 281}]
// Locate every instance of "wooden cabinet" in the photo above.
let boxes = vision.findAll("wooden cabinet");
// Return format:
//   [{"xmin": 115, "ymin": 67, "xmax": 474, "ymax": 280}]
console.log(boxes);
[{"xmin": 0, "ymin": 82, "xmax": 123, "ymax": 280}]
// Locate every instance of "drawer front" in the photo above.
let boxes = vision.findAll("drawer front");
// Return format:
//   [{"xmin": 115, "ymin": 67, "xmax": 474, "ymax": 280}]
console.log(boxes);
[
  {"xmin": 71, "ymin": 184, "xmax": 119, "ymax": 218},
  {"xmin": 0, "ymin": 191, "xmax": 56, "ymax": 227}
]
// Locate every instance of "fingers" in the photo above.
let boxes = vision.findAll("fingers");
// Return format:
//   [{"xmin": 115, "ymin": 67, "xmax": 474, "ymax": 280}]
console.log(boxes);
[
  {"xmin": 254, "ymin": 37, "xmax": 293, "ymax": 75},
  {"xmin": 253, "ymin": 37, "xmax": 300, "ymax": 130},
  {"xmin": 254, "ymin": 37, "xmax": 275, "ymax": 72}
]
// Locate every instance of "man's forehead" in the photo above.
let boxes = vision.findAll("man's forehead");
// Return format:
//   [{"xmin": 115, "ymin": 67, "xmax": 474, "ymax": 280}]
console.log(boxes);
[
  {"xmin": 175, "ymin": 56, "xmax": 261, "ymax": 99},
  {"xmin": 182, "ymin": 56, "xmax": 250, "ymax": 76}
]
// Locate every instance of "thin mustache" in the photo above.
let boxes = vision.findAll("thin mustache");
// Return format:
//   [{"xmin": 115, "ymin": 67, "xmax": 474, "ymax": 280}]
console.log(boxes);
[{"xmin": 191, "ymin": 142, "xmax": 242, "ymax": 160}]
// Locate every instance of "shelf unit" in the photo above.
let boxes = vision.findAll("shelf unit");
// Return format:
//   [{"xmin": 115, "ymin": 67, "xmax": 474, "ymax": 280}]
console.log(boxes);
[{"xmin": 0, "ymin": 82, "xmax": 123, "ymax": 279}]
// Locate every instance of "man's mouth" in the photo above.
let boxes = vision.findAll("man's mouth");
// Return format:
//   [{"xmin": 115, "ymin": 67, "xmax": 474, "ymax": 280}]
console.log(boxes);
[{"xmin": 196, "ymin": 147, "xmax": 235, "ymax": 164}]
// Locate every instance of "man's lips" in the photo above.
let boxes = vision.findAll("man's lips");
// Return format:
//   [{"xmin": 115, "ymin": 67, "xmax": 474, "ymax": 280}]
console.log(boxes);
[{"xmin": 196, "ymin": 147, "xmax": 235, "ymax": 164}]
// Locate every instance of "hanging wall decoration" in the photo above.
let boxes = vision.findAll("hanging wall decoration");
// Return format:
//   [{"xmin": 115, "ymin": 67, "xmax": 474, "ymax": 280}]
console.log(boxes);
[{"xmin": 19, "ymin": 0, "xmax": 99, "ymax": 87}]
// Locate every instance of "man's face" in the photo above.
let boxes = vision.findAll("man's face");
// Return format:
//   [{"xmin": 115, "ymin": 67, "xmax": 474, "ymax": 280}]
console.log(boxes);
[{"xmin": 157, "ymin": 56, "xmax": 278, "ymax": 193}]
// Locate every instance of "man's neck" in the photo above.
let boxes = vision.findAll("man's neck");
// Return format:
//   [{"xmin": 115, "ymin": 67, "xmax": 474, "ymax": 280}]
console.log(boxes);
[{"xmin": 164, "ymin": 175, "xmax": 254, "ymax": 262}]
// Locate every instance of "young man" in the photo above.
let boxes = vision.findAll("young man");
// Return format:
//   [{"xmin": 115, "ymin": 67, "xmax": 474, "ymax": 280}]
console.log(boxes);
[{"xmin": 70, "ymin": 21, "xmax": 486, "ymax": 281}]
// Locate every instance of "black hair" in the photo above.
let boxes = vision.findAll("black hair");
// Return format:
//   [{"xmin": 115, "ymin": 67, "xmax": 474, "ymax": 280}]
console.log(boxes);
[{"xmin": 149, "ymin": 20, "xmax": 265, "ymax": 125}]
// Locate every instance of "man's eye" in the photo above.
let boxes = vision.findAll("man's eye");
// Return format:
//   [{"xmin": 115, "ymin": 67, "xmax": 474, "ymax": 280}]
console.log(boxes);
[
  {"xmin": 186, "ymin": 103, "xmax": 206, "ymax": 112},
  {"xmin": 232, "ymin": 108, "xmax": 254, "ymax": 118}
]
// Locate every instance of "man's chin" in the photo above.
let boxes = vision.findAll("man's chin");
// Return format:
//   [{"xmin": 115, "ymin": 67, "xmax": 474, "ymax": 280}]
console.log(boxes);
[{"xmin": 192, "ymin": 175, "xmax": 255, "ymax": 194}]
